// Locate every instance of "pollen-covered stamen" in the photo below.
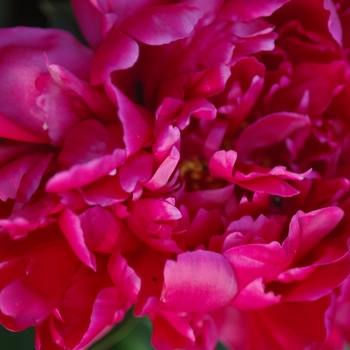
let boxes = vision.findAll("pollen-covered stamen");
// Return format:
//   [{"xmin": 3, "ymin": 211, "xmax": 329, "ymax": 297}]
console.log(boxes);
[{"xmin": 180, "ymin": 157, "xmax": 225, "ymax": 191}]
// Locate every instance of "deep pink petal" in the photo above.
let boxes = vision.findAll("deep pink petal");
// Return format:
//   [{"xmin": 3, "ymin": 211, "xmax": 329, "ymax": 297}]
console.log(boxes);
[
  {"xmin": 144, "ymin": 146, "xmax": 180, "ymax": 190},
  {"xmin": 0, "ymin": 27, "xmax": 93, "ymax": 140},
  {"xmin": 209, "ymin": 150, "xmax": 309, "ymax": 197},
  {"xmin": 152, "ymin": 310, "xmax": 195, "ymax": 350},
  {"xmin": 74, "ymin": 287, "xmax": 130, "ymax": 350},
  {"xmin": 231, "ymin": 278, "xmax": 281, "ymax": 309},
  {"xmin": 79, "ymin": 206, "xmax": 127, "ymax": 254},
  {"xmin": 219, "ymin": 0, "xmax": 290, "ymax": 22},
  {"xmin": 0, "ymin": 153, "xmax": 44, "ymax": 201},
  {"xmin": 106, "ymin": 83, "xmax": 154, "ymax": 155},
  {"xmin": 284, "ymin": 207, "xmax": 344, "ymax": 262},
  {"xmin": 71, "ymin": 0, "xmax": 103, "ymax": 48},
  {"xmin": 0, "ymin": 232, "xmax": 79, "ymax": 330},
  {"xmin": 223, "ymin": 242, "xmax": 288, "ymax": 289},
  {"xmin": 119, "ymin": 151, "xmax": 154, "ymax": 192},
  {"xmin": 236, "ymin": 112, "xmax": 310, "ymax": 160},
  {"xmin": 0, "ymin": 112, "xmax": 47, "ymax": 143},
  {"xmin": 59, "ymin": 208, "xmax": 97, "ymax": 270},
  {"xmin": 161, "ymin": 250, "xmax": 237, "ymax": 312},
  {"xmin": 46, "ymin": 148, "xmax": 126, "ymax": 192},
  {"xmin": 120, "ymin": 5, "xmax": 202, "ymax": 45},
  {"xmin": 108, "ymin": 252, "xmax": 141, "ymax": 303},
  {"xmin": 16, "ymin": 153, "xmax": 53, "ymax": 202},
  {"xmin": 58, "ymin": 119, "xmax": 108, "ymax": 166},
  {"xmin": 91, "ymin": 33, "xmax": 139, "ymax": 85},
  {"xmin": 48, "ymin": 64, "xmax": 116, "ymax": 124}
]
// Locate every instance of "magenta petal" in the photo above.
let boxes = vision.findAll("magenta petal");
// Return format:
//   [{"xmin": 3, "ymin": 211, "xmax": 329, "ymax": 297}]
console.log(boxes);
[
  {"xmin": 46, "ymin": 148, "xmax": 126, "ymax": 192},
  {"xmin": 16, "ymin": 153, "xmax": 53, "ymax": 202},
  {"xmin": 74, "ymin": 287, "xmax": 130, "ymax": 350},
  {"xmin": 280, "ymin": 256, "xmax": 350, "ymax": 302},
  {"xmin": 106, "ymin": 83, "xmax": 154, "ymax": 155},
  {"xmin": 285, "ymin": 207, "xmax": 344, "ymax": 262},
  {"xmin": 0, "ymin": 236, "xmax": 79, "ymax": 330},
  {"xmin": 0, "ymin": 153, "xmax": 44, "ymax": 201},
  {"xmin": 161, "ymin": 250, "xmax": 237, "ymax": 312},
  {"xmin": 108, "ymin": 252, "xmax": 141, "ymax": 303},
  {"xmin": 236, "ymin": 112, "xmax": 310, "ymax": 159},
  {"xmin": 71, "ymin": 0, "xmax": 103, "ymax": 49},
  {"xmin": 91, "ymin": 33, "xmax": 139, "ymax": 85},
  {"xmin": 58, "ymin": 119, "xmax": 108, "ymax": 166},
  {"xmin": 209, "ymin": 150, "xmax": 308, "ymax": 197},
  {"xmin": 219, "ymin": 0, "xmax": 290, "ymax": 21},
  {"xmin": 121, "ymin": 5, "xmax": 202, "ymax": 45},
  {"xmin": 119, "ymin": 151, "xmax": 154, "ymax": 192},
  {"xmin": 223, "ymin": 241, "xmax": 288, "ymax": 289},
  {"xmin": 59, "ymin": 208, "xmax": 96, "ymax": 270},
  {"xmin": 324, "ymin": 0, "xmax": 342, "ymax": 45},
  {"xmin": 0, "ymin": 112, "xmax": 47, "ymax": 143},
  {"xmin": 48, "ymin": 64, "xmax": 116, "ymax": 124},
  {"xmin": 209, "ymin": 150, "xmax": 237, "ymax": 179},
  {"xmin": 231, "ymin": 278, "xmax": 281, "ymax": 309},
  {"xmin": 79, "ymin": 206, "xmax": 126, "ymax": 254},
  {"xmin": 144, "ymin": 146, "xmax": 180, "ymax": 190}
]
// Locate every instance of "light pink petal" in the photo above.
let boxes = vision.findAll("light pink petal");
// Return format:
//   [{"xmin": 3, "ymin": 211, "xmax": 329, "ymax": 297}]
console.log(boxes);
[
  {"xmin": 144, "ymin": 146, "xmax": 180, "ymax": 190},
  {"xmin": 231, "ymin": 278, "xmax": 281, "ymax": 309},
  {"xmin": 91, "ymin": 32, "xmax": 139, "ymax": 85},
  {"xmin": 209, "ymin": 150, "xmax": 309, "ymax": 197},
  {"xmin": 324, "ymin": 0, "xmax": 342, "ymax": 45},
  {"xmin": 161, "ymin": 250, "xmax": 237, "ymax": 312},
  {"xmin": 59, "ymin": 208, "xmax": 96, "ymax": 270},
  {"xmin": 152, "ymin": 125, "xmax": 180, "ymax": 162},
  {"xmin": 219, "ymin": 0, "xmax": 290, "ymax": 21},
  {"xmin": 46, "ymin": 148, "xmax": 126, "ymax": 192},
  {"xmin": 108, "ymin": 252, "xmax": 141, "ymax": 303},
  {"xmin": 209, "ymin": 150, "xmax": 237, "ymax": 180},
  {"xmin": 120, "ymin": 5, "xmax": 202, "ymax": 45},
  {"xmin": 106, "ymin": 83, "xmax": 154, "ymax": 155},
  {"xmin": 233, "ymin": 165, "xmax": 308, "ymax": 197}
]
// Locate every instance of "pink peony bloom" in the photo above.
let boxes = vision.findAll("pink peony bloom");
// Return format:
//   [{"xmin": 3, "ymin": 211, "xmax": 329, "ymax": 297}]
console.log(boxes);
[{"xmin": 1, "ymin": 0, "xmax": 350, "ymax": 349}]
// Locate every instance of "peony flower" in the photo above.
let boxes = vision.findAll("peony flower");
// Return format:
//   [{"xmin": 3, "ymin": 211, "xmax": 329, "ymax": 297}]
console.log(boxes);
[{"xmin": 1, "ymin": 0, "xmax": 350, "ymax": 349}]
